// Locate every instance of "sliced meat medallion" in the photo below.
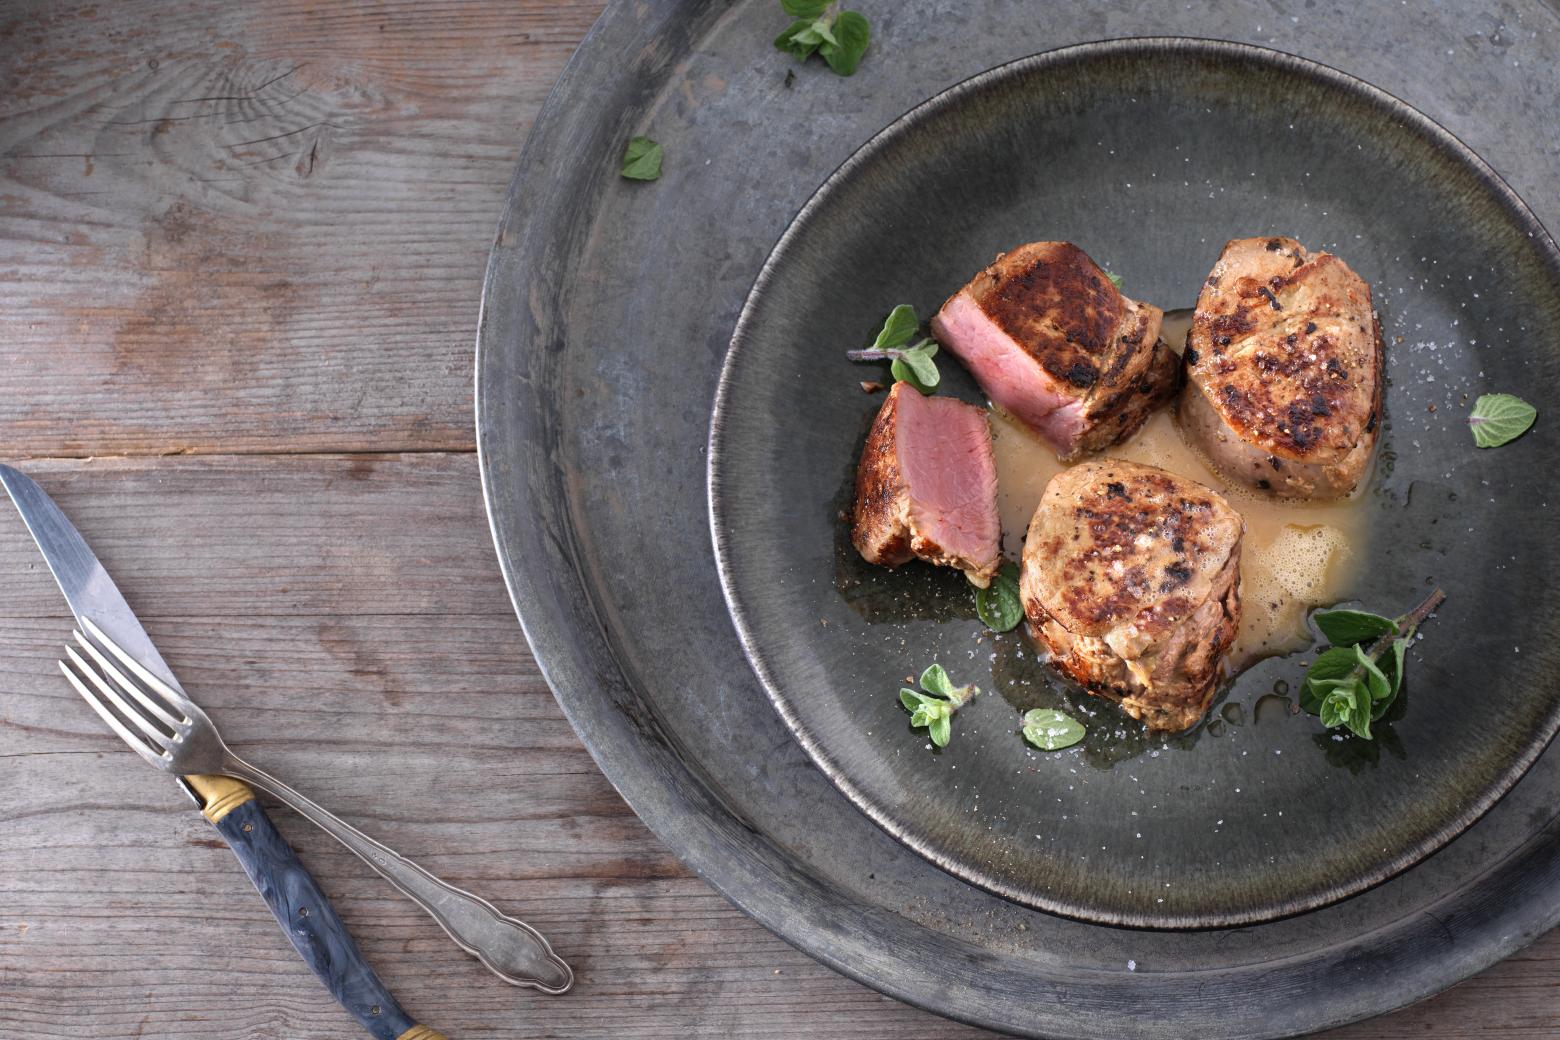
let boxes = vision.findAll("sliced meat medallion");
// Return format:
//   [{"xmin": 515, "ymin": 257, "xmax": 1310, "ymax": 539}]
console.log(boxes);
[
  {"xmin": 1179, "ymin": 236, "xmax": 1383, "ymax": 498},
  {"xmin": 931, "ymin": 242, "xmax": 1180, "ymax": 461},
  {"xmin": 852, "ymin": 382, "xmax": 1001, "ymax": 587},
  {"xmin": 1020, "ymin": 460, "xmax": 1242, "ymax": 731}
]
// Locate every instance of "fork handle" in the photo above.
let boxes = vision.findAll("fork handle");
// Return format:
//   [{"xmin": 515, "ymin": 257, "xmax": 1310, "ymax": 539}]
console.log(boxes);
[
  {"xmin": 220, "ymin": 757, "xmax": 573, "ymax": 993},
  {"xmin": 186, "ymin": 776, "xmax": 445, "ymax": 1040}
]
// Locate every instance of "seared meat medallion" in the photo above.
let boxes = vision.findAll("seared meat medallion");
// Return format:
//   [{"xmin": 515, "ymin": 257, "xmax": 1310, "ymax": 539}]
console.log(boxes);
[
  {"xmin": 1020, "ymin": 460, "xmax": 1243, "ymax": 731},
  {"xmin": 1179, "ymin": 236, "xmax": 1383, "ymax": 499},
  {"xmin": 932, "ymin": 242, "xmax": 1181, "ymax": 461}
]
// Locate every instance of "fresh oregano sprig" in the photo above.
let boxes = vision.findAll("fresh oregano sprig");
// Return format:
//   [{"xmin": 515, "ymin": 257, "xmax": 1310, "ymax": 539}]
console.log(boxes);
[
  {"xmin": 774, "ymin": 1, "xmax": 870, "ymax": 76},
  {"xmin": 847, "ymin": 304, "xmax": 940, "ymax": 394},
  {"xmin": 899, "ymin": 663, "xmax": 977, "ymax": 748},
  {"xmin": 974, "ymin": 562, "xmax": 1023, "ymax": 633},
  {"xmin": 1300, "ymin": 588, "xmax": 1446, "ymax": 740}
]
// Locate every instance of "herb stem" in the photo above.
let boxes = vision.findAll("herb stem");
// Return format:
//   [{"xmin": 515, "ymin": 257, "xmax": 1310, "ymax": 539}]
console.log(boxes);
[{"xmin": 1370, "ymin": 586, "xmax": 1445, "ymax": 660}]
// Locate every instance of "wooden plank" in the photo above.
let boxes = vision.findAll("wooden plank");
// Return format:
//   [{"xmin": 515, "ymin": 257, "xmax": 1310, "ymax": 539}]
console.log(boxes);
[
  {"xmin": 0, "ymin": 454, "xmax": 1556, "ymax": 1038},
  {"xmin": 0, "ymin": 0, "xmax": 607, "ymax": 457},
  {"xmin": 0, "ymin": 454, "xmax": 511, "ymax": 619}
]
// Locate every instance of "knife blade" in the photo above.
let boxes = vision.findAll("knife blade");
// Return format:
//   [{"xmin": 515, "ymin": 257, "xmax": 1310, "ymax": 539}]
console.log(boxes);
[{"xmin": 0, "ymin": 463, "xmax": 444, "ymax": 1040}]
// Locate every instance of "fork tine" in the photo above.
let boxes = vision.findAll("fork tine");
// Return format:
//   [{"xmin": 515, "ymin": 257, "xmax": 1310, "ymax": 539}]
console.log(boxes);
[
  {"xmin": 59, "ymin": 659, "xmax": 172, "ymax": 769},
  {"xmin": 71, "ymin": 629, "xmax": 185, "ymax": 729},
  {"xmin": 81, "ymin": 616, "xmax": 195, "ymax": 714},
  {"xmin": 64, "ymin": 646, "xmax": 176, "ymax": 747}
]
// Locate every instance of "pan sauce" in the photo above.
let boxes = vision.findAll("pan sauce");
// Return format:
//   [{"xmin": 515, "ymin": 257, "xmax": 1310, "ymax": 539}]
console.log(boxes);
[{"xmin": 990, "ymin": 404, "xmax": 1368, "ymax": 670}]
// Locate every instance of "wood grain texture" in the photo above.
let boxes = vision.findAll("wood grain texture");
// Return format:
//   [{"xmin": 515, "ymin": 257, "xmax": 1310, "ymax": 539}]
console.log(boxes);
[
  {"xmin": 0, "ymin": 3, "xmax": 1557, "ymax": 1039},
  {"xmin": 0, "ymin": 0, "xmax": 604, "ymax": 456}
]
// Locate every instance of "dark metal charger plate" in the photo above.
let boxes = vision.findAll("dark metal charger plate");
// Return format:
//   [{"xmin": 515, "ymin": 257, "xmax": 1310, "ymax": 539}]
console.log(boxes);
[
  {"xmin": 477, "ymin": 3, "xmax": 1560, "ymax": 1037},
  {"xmin": 709, "ymin": 39, "xmax": 1560, "ymax": 929}
]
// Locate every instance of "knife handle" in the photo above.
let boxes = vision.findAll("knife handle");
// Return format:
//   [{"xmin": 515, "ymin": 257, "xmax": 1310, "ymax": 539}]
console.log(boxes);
[{"xmin": 185, "ymin": 775, "xmax": 446, "ymax": 1040}]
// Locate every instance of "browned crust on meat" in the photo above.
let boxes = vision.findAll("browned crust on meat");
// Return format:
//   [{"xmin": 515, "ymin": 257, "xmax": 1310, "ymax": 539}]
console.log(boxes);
[
  {"xmin": 1067, "ymin": 334, "xmax": 1182, "ymax": 457},
  {"xmin": 1027, "ymin": 462, "xmax": 1239, "ymax": 636},
  {"xmin": 1026, "ymin": 552, "xmax": 1240, "ymax": 731},
  {"xmin": 969, "ymin": 242, "xmax": 1127, "ymax": 390},
  {"xmin": 1186, "ymin": 237, "xmax": 1381, "ymax": 467},
  {"xmin": 962, "ymin": 242, "xmax": 1179, "ymax": 456},
  {"xmin": 851, "ymin": 384, "xmax": 915, "ymax": 568},
  {"xmin": 1019, "ymin": 460, "xmax": 1243, "ymax": 732}
]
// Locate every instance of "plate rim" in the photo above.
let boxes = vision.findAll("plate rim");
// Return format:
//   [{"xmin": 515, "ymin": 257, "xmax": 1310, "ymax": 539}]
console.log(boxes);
[
  {"xmin": 707, "ymin": 34, "xmax": 1560, "ymax": 929},
  {"xmin": 477, "ymin": 10, "xmax": 1560, "ymax": 1035}
]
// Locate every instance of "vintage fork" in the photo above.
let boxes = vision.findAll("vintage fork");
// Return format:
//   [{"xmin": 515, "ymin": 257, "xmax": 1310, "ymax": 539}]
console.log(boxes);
[{"xmin": 59, "ymin": 616, "xmax": 573, "ymax": 994}]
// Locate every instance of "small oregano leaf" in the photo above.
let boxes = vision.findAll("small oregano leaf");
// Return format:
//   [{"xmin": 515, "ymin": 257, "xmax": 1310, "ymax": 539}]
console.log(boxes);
[
  {"xmin": 619, "ymin": 136, "xmax": 663, "ymax": 181},
  {"xmin": 1468, "ymin": 393, "xmax": 1537, "ymax": 448},
  {"xmin": 975, "ymin": 562, "xmax": 1023, "ymax": 633},
  {"xmin": 781, "ymin": 0, "xmax": 830, "ymax": 16},
  {"xmin": 893, "ymin": 341, "xmax": 940, "ymax": 393},
  {"xmin": 919, "ymin": 664, "xmax": 953, "ymax": 698},
  {"xmin": 821, "ymin": 10, "xmax": 870, "ymax": 75},
  {"xmin": 1314, "ymin": 609, "xmax": 1397, "ymax": 646},
  {"xmin": 1021, "ymin": 708, "xmax": 1086, "ymax": 751},
  {"xmin": 1299, "ymin": 646, "xmax": 1360, "ymax": 714},
  {"xmin": 872, "ymin": 304, "xmax": 919, "ymax": 350}
]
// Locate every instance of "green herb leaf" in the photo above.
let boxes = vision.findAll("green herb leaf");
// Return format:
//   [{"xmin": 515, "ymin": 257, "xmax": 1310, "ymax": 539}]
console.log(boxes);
[
  {"xmin": 847, "ymin": 309, "xmax": 939, "ymax": 393},
  {"xmin": 1314, "ymin": 608, "xmax": 1397, "ymax": 646},
  {"xmin": 975, "ymin": 562, "xmax": 1023, "ymax": 633},
  {"xmin": 1105, "ymin": 271, "xmax": 1123, "ymax": 290},
  {"xmin": 1021, "ymin": 708, "xmax": 1086, "ymax": 751},
  {"xmin": 1353, "ymin": 643, "xmax": 1391, "ymax": 703},
  {"xmin": 774, "ymin": 2, "xmax": 870, "ymax": 77},
  {"xmin": 1371, "ymin": 637, "xmax": 1411, "ymax": 720},
  {"xmin": 891, "ymin": 340, "xmax": 940, "ymax": 394},
  {"xmin": 1299, "ymin": 646, "xmax": 1360, "ymax": 714},
  {"xmin": 919, "ymin": 664, "xmax": 952, "ymax": 698},
  {"xmin": 619, "ymin": 137, "xmax": 663, "ymax": 181},
  {"xmin": 1346, "ymin": 687, "xmax": 1374, "ymax": 739},
  {"xmin": 820, "ymin": 10, "xmax": 870, "ymax": 75},
  {"xmin": 872, "ymin": 304, "xmax": 919, "ymax": 350},
  {"xmin": 774, "ymin": 19, "xmax": 820, "ymax": 59},
  {"xmin": 781, "ymin": 0, "xmax": 830, "ymax": 17},
  {"xmin": 1301, "ymin": 589, "xmax": 1444, "ymax": 741},
  {"xmin": 1468, "ymin": 393, "xmax": 1537, "ymax": 448},
  {"xmin": 899, "ymin": 664, "xmax": 978, "ymax": 748},
  {"xmin": 792, "ymin": 23, "xmax": 825, "ymax": 46},
  {"xmin": 1315, "ymin": 679, "xmax": 1360, "ymax": 730},
  {"xmin": 922, "ymin": 663, "xmax": 977, "ymax": 707}
]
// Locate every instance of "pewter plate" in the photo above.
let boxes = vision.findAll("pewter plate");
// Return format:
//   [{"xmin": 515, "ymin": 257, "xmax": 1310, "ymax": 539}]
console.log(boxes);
[
  {"xmin": 479, "ymin": 5, "xmax": 1560, "ymax": 1035},
  {"xmin": 709, "ymin": 41, "xmax": 1560, "ymax": 928}
]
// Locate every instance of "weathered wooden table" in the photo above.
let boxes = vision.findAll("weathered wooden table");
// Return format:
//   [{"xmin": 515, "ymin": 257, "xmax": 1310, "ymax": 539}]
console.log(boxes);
[{"xmin": 2, "ymin": 3, "xmax": 1556, "ymax": 1036}]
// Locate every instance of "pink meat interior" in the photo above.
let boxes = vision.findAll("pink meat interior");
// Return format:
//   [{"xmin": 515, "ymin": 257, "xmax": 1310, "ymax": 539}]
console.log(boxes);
[
  {"xmin": 893, "ymin": 387, "xmax": 1000, "ymax": 567},
  {"xmin": 932, "ymin": 291, "xmax": 1087, "ymax": 454}
]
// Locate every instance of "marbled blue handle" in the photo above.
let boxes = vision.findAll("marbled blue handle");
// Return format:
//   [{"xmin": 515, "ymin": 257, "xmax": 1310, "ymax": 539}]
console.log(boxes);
[{"xmin": 213, "ymin": 799, "xmax": 422, "ymax": 1040}]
